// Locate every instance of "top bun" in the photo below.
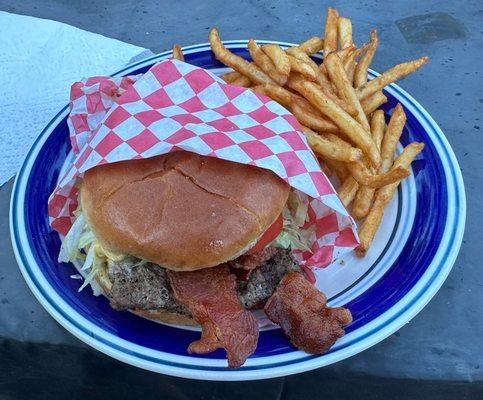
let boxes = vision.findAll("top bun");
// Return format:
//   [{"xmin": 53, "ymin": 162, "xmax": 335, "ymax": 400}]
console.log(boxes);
[{"xmin": 80, "ymin": 152, "xmax": 289, "ymax": 271}]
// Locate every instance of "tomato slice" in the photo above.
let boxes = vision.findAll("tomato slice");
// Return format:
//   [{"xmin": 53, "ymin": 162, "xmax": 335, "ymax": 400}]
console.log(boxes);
[{"xmin": 246, "ymin": 214, "xmax": 283, "ymax": 255}]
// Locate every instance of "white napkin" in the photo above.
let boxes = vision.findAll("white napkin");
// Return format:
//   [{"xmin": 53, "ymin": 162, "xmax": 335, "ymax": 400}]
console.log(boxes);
[{"xmin": 0, "ymin": 11, "xmax": 151, "ymax": 186}]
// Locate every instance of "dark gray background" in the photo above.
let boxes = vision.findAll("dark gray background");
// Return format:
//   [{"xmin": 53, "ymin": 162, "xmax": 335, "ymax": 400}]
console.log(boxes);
[{"xmin": 0, "ymin": 0, "xmax": 481, "ymax": 399}]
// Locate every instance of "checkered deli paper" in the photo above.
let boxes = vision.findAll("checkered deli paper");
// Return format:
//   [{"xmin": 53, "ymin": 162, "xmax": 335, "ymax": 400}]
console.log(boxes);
[{"xmin": 48, "ymin": 59, "xmax": 358, "ymax": 279}]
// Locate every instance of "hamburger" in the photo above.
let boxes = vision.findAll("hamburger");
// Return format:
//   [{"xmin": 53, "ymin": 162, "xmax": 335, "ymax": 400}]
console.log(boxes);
[{"xmin": 59, "ymin": 151, "xmax": 351, "ymax": 367}]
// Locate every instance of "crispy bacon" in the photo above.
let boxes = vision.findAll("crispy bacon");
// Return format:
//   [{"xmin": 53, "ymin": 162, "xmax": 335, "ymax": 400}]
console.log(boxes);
[
  {"xmin": 167, "ymin": 266, "xmax": 259, "ymax": 368},
  {"xmin": 264, "ymin": 271, "xmax": 352, "ymax": 354},
  {"xmin": 228, "ymin": 247, "xmax": 277, "ymax": 270}
]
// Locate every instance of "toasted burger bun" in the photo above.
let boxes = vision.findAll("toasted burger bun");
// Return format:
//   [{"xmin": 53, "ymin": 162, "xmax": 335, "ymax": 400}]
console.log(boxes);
[
  {"xmin": 95, "ymin": 266, "xmax": 197, "ymax": 326},
  {"xmin": 81, "ymin": 151, "xmax": 289, "ymax": 271}
]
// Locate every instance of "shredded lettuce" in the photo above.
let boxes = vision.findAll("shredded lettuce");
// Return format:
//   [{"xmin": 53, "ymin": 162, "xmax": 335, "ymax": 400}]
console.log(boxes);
[
  {"xmin": 58, "ymin": 200, "xmax": 111, "ymax": 293},
  {"xmin": 271, "ymin": 192, "xmax": 314, "ymax": 253},
  {"xmin": 58, "ymin": 213, "xmax": 86, "ymax": 263},
  {"xmin": 78, "ymin": 245, "xmax": 106, "ymax": 292}
]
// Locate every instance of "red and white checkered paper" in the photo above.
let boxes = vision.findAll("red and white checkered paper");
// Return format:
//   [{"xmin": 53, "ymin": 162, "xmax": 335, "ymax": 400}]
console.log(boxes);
[{"xmin": 48, "ymin": 59, "xmax": 358, "ymax": 278}]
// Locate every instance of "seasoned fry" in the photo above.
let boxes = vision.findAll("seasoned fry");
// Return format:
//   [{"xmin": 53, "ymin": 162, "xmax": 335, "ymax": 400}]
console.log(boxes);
[
  {"xmin": 335, "ymin": 45, "xmax": 356, "ymax": 63},
  {"xmin": 172, "ymin": 44, "xmax": 185, "ymax": 61},
  {"xmin": 262, "ymin": 44, "xmax": 291, "ymax": 77},
  {"xmin": 324, "ymin": 7, "xmax": 339, "ymax": 55},
  {"xmin": 380, "ymin": 104, "xmax": 406, "ymax": 173},
  {"xmin": 357, "ymin": 56, "xmax": 429, "ymax": 100},
  {"xmin": 231, "ymin": 75, "xmax": 252, "ymax": 87},
  {"xmin": 291, "ymin": 97, "xmax": 339, "ymax": 132},
  {"xmin": 347, "ymin": 161, "xmax": 409, "ymax": 188},
  {"xmin": 322, "ymin": 158, "xmax": 349, "ymax": 182},
  {"xmin": 254, "ymin": 84, "xmax": 339, "ymax": 133},
  {"xmin": 248, "ymin": 39, "xmax": 287, "ymax": 85},
  {"xmin": 338, "ymin": 17, "xmax": 353, "ymax": 48},
  {"xmin": 371, "ymin": 110, "xmax": 385, "ymax": 152},
  {"xmin": 287, "ymin": 55, "xmax": 317, "ymax": 81},
  {"xmin": 320, "ymin": 131, "xmax": 353, "ymax": 147},
  {"xmin": 209, "ymin": 28, "xmax": 275, "ymax": 85},
  {"xmin": 296, "ymin": 79, "xmax": 381, "ymax": 167},
  {"xmin": 325, "ymin": 52, "xmax": 370, "ymax": 131},
  {"xmin": 351, "ymin": 111, "xmax": 386, "ymax": 218},
  {"xmin": 361, "ymin": 91, "xmax": 387, "ymax": 115},
  {"xmin": 303, "ymin": 126, "xmax": 362, "ymax": 162},
  {"xmin": 337, "ymin": 177, "xmax": 359, "ymax": 207},
  {"xmin": 352, "ymin": 186, "xmax": 374, "ymax": 219},
  {"xmin": 350, "ymin": 104, "xmax": 407, "ymax": 220},
  {"xmin": 288, "ymin": 73, "xmax": 357, "ymax": 117},
  {"xmin": 378, "ymin": 142, "xmax": 424, "ymax": 200},
  {"xmin": 356, "ymin": 142, "xmax": 424, "ymax": 255},
  {"xmin": 354, "ymin": 29, "xmax": 378, "ymax": 88},
  {"xmin": 286, "ymin": 46, "xmax": 320, "ymax": 75},
  {"xmin": 220, "ymin": 71, "xmax": 242, "ymax": 83},
  {"xmin": 316, "ymin": 63, "xmax": 346, "ymax": 103},
  {"xmin": 299, "ymin": 36, "xmax": 324, "ymax": 55},
  {"xmin": 251, "ymin": 84, "xmax": 292, "ymax": 107}
]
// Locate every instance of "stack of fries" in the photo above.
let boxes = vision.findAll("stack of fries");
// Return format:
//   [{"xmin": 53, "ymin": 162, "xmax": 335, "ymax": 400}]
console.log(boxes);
[{"xmin": 172, "ymin": 7, "xmax": 427, "ymax": 256}]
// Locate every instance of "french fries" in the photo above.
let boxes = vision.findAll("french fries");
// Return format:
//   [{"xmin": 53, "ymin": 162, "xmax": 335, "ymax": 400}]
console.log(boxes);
[
  {"xmin": 357, "ymin": 56, "xmax": 429, "ymax": 100},
  {"xmin": 286, "ymin": 46, "xmax": 320, "ymax": 73},
  {"xmin": 262, "ymin": 44, "xmax": 291, "ymax": 77},
  {"xmin": 342, "ymin": 48, "xmax": 358, "ymax": 85},
  {"xmin": 371, "ymin": 110, "xmax": 385, "ymax": 151},
  {"xmin": 287, "ymin": 55, "xmax": 317, "ymax": 81},
  {"xmin": 290, "ymin": 97, "xmax": 339, "ymax": 132},
  {"xmin": 338, "ymin": 17, "xmax": 353, "ymax": 48},
  {"xmin": 303, "ymin": 126, "xmax": 362, "ymax": 162},
  {"xmin": 321, "ymin": 158, "xmax": 349, "ymax": 182},
  {"xmin": 299, "ymin": 36, "xmax": 324, "ymax": 55},
  {"xmin": 336, "ymin": 45, "xmax": 356, "ymax": 63},
  {"xmin": 348, "ymin": 161, "xmax": 409, "ymax": 188},
  {"xmin": 351, "ymin": 110, "xmax": 386, "ymax": 219},
  {"xmin": 356, "ymin": 142, "xmax": 424, "ymax": 255},
  {"xmin": 324, "ymin": 52, "xmax": 370, "ymax": 131},
  {"xmin": 220, "ymin": 71, "xmax": 242, "ymax": 83},
  {"xmin": 251, "ymin": 84, "xmax": 292, "ymax": 107},
  {"xmin": 380, "ymin": 104, "xmax": 406, "ymax": 173},
  {"xmin": 338, "ymin": 177, "xmax": 359, "ymax": 207},
  {"xmin": 208, "ymin": 7, "xmax": 427, "ymax": 255},
  {"xmin": 352, "ymin": 105, "xmax": 406, "ymax": 220},
  {"xmin": 361, "ymin": 91, "xmax": 387, "ymax": 115},
  {"xmin": 232, "ymin": 75, "xmax": 252, "ymax": 87},
  {"xmin": 353, "ymin": 29, "xmax": 378, "ymax": 88},
  {"xmin": 296, "ymin": 80, "xmax": 381, "ymax": 167},
  {"xmin": 288, "ymin": 73, "xmax": 358, "ymax": 118},
  {"xmin": 248, "ymin": 39, "xmax": 287, "ymax": 85},
  {"xmin": 324, "ymin": 8, "xmax": 339, "ymax": 55},
  {"xmin": 209, "ymin": 28, "xmax": 275, "ymax": 85},
  {"xmin": 172, "ymin": 44, "xmax": 184, "ymax": 61}
]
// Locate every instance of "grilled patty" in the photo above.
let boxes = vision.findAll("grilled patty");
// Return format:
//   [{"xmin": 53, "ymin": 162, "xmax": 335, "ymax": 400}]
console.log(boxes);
[{"xmin": 107, "ymin": 249, "xmax": 299, "ymax": 315}]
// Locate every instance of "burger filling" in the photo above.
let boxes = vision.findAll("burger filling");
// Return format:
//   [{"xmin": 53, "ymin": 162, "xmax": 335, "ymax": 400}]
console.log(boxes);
[{"xmin": 106, "ymin": 248, "xmax": 300, "ymax": 315}]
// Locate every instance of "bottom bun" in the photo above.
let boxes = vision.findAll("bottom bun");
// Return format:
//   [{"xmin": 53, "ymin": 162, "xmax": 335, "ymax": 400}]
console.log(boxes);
[{"xmin": 95, "ymin": 266, "xmax": 197, "ymax": 326}]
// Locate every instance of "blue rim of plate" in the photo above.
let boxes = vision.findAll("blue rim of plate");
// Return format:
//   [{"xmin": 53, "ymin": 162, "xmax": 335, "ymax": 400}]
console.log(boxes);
[{"xmin": 9, "ymin": 41, "xmax": 466, "ymax": 381}]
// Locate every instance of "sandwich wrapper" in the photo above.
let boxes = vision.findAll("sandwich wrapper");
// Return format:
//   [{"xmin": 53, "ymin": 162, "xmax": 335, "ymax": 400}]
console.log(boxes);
[{"xmin": 48, "ymin": 59, "xmax": 358, "ymax": 281}]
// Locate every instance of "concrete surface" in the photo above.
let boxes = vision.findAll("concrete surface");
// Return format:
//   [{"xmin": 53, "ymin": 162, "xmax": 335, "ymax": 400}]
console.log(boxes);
[{"xmin": 0, "ymin": 0, "xmax": 482, "ymax": 398}]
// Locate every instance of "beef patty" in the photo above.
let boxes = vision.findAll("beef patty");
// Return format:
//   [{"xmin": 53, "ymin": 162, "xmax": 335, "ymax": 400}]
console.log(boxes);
[{"xmin": 107, "ymin": 249, "xmax": 299, "ymax": 315}]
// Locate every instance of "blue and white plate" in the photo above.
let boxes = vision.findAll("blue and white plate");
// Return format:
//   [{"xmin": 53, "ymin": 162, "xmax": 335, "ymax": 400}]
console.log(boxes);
[{"xmin": 10, "ymin": 42, "xmax": 466, "ymax": 381}]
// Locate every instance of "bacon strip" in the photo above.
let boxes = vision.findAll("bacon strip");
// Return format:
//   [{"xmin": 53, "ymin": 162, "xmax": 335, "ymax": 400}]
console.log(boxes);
[
  {"xmin": 264, "ymin": 271, "xmax": 352, "ymax": 353},
  {"xmin": 167, "ymin": 266, "xmax": 259, "ymax": 368}
]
